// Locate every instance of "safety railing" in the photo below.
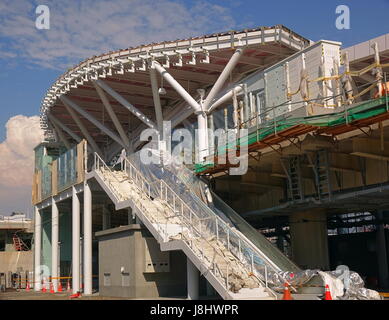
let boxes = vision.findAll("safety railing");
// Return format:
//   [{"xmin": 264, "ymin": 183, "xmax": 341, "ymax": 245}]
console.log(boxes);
[
  {"xmin": 122, "ymin": 157, "xmax": 278, "ymax": 294},
  {"xmin": 94, "ymin": 153, "xmax": 278, "ymax": 296},
  {"xmin": 94, "ymin": 153, "xmax": 124, "ymax": 203}
]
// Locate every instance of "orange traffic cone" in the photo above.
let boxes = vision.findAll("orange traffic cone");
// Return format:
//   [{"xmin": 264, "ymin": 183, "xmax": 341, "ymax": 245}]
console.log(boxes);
[
  {"xmin": 41, "ymin": 279, "xmax": 47, "ymax": 293},
  {"xmin": 58, "ymin": 281, "xmax": 63, "ymax": 292},
  {"xmin": 323, "ymin": 284, "xmax": 332, "ymax": 300},
  {"xmin": 282, "ymin": 283, "xmax": 293, "ymax": 300},
  {"xmin": 66, "ymin": 280, "xmax": 71, "ymax": 292},
  {"xmin": 50, "ymin": 282, "xmax": 55, "ymax": 294},
  {"xmin": 26, "ymin": 280, "xmax": 30, "ymax": 292}
]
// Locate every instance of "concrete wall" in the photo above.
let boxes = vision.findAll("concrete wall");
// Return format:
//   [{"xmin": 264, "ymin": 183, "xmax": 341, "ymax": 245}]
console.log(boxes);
[
  {"xmin": 0, "ymin": 251, "xmax": 33, "ymax": 273},
  {"xmin": 96, "ymin": 225, "xmax": 187, "ymax": 298}
]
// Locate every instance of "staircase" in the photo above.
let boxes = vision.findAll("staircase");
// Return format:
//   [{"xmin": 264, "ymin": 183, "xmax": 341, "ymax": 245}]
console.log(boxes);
[
  {"xmin": 13, "ymin": 234, "xmax": 28, "ymax": 251},
  {"xmin": 90, "ymin": 153, "xmax": 279, "ymax": 300}
]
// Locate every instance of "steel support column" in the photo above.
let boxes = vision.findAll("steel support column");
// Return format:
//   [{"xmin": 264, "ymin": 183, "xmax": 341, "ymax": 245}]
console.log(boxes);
[
  {"xmin": 50, "ymin": 120, "xmax": 71, "ymax": 149},
  {"xmin": 149, "ymin": 66, "xmax": 164, "ymax": 135},
  {"xmin": 203, "ymin": 48, "xmax": 244, "ymax": 110},
  {"xmin": 94, "ymin": 79, "xmax": 157, "ymax": 130},
  {"xmin": 207, "ymin": 85, "xmax": 243, "ymax": 113},
  {"xmin": 48, "ymin": 114, "xmax": 82, "ymax": 143},
  {"xmin": 197, "ymin": 112, "xmax": 208, "ymax": 163},
  {"xmin": 34, "ymin": 206, "xmax": 42, "ymax": 291},
  {"xmin": 60, "ymin": 100, "xmax": 103, "ymax": 155},
  {"xmin": 72, "ymin": 186, "xmax": 81, "ymax": 294},
  {"xmin": 83, "ymin": 181, "xmax": 92, "ymax": 295},
  {"xmin": 60, "ymin": 95, "xmax": 124, "ymax": 149},
  {"xmin": 51, "ymin": 198, "xmax": 59, "ymax": 292},
  {"xmin": 93, "ymin": 81, "xmax": 131, "ymax": 151},
  {"xmin": 153, "ymin": 62, "xmax": 201, "ymax": 113}
]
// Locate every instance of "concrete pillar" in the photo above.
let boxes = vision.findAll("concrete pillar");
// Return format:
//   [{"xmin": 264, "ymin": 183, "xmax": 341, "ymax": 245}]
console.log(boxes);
[
  {"xmin": 289, "ymin": 209, "xmax": 329, "ymax": 270},
  {"xmin": 83, "ymin": 181, "xmax": 93, "ymax": 295},
  {"xmin": 72, "ymin": 186, "xmax": 80, "ymax": 293},
  {"xmin": 376, "ymin": 210, "xmax": 389, "ymax": 288},
  {"xmin": 34, "ymin": 206, "xmax": 42, "ymax": 291},
  {"xmin": 51, "ymin": 198, "xmax": 59, "ymax": 292},
  {"xmin": 187, "ymin": 257, "xmax": 199, "ymax": 300},
  {"xmin": 102, "ymin": 205, "xmax": 111, "ymax": 230},
  {"xmin": 197, "ymin": 112, "xmax": 208, "ymax": 163}
]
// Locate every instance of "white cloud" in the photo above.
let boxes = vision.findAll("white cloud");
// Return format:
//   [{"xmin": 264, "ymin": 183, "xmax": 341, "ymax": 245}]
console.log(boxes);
[
  {"xmin": 0, "ymin": 0, "xmax": 236, "ymax": 70},
  {"xmin": 0, "ymin": 115, "xmax": 44, "ymax": 187},
  {"xmin": 0, "ymin": 115, "xmax": 43, "ymax": 214}
]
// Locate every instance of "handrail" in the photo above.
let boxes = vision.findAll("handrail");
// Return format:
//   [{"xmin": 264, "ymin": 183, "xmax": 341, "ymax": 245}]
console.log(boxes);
[
  {"xmin": 95, "ymin": 153, "xmax": 276, "ymax": 295},
  {"xmin": 122, "ymin": 156, "xmax": 276, "ymax": 289}
]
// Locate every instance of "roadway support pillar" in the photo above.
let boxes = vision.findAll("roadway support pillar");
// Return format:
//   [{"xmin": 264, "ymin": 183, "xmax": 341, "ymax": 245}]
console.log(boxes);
[
  {"xmin": 72, "ymin": 186, "xmax": 81, "ymax": 294},
  {"xmin": 289, "ymin": 209, "xmax": 329, "ymax": 270},
  {"xmin": 34, "ymin": 206, "xmax": 42, "ymax": 291},
  {"xmin": 187, "ymin": 258, "xmax": 199, "ymax": 300},
  {"xmin": 83, "ymin": 181, "xmax": 93, "ymax": 295},
  {"xmin": 376, "ymin": 210, "xmax": 389, "ymax": 288},
  {"xmin": 51, "ymin": 198, "xmax": 59, "ymax": 292}
]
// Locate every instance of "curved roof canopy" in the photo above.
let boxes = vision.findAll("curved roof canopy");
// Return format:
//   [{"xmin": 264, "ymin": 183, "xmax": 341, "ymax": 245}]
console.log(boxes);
[{"xmin": 40, "ymin": 25, "xmax": 309, "ymax": 157}]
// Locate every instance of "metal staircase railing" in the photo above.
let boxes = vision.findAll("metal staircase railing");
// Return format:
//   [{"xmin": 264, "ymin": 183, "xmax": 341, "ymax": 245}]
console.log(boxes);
[{"xmin": 93, "ymin": 152, "xmax": 278, "ymax": 298}]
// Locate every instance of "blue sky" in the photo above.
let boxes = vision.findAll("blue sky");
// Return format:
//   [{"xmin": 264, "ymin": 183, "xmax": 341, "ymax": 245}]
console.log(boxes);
[
  {"xmin": 0, "ymin": 0, "xmax": 388, "ymax": 140},
  {"xmin": 0, "ymin": 0, "xmax": 388, "ymax": 214}
]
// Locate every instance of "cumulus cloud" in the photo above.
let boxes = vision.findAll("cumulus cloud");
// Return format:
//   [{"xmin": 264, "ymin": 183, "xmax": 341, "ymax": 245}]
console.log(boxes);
[
  {"xmin": 0, "ymin": 115, "xmax": 44, "ymax": 187},
  {"xmin": 0, "ymin": 0, "xmax": 236, "ymax": 70},
  {"xmin": 0, "ymin": 115, "xmax": 43, "ymax": 214}
]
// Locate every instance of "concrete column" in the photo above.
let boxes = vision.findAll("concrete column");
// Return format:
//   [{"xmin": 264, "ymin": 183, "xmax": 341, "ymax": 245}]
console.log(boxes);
[
  {"xmin": 34, "ymin": 206, "xmax": 42, "ymax": 291},
  {"xmin": 376, "ymin": 210, "xmax": 389, "ymax": 288},
  {"xmin": 72, "ymin": 186, "xmax": 80, "ymax": 293},
  {"xmin": 187, "ymin": 258, "xmax": 199, "ymax": 300},
  {"xmin": 289, "ymin": 209, "xmax": 329, "ymax": 270},
  {"xmin": 197, "ymin": 112, "xmax": 208, "ymax": 163},
  {"xmin": 102, "ymin": 205, "xmax": 111, "ymax": 230},
  {"xmin": 51, "ymin": 198, "xmax": 59, "ymax": 292},
  {"xmin": 83, "ymin": 181, "xmax": 93, "ymax": 295}
]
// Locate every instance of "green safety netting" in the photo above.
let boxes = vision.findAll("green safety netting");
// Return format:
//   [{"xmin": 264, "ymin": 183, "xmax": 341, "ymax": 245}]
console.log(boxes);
[{"xmin": 195, "ymin": 97, "xmax": 389, "ymax": 173}]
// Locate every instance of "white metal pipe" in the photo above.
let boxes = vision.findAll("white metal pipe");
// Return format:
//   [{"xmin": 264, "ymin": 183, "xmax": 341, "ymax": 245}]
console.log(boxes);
[
  {"xmin": 149, "ymin": 67, "xmax": 164, "ymax": 135},
  {"xmin": 186, "ymin": 258, "xmax": 199, "ymax": 300},
  {"xmin": 93, "ymin": 81, "xmax": 131, "ymax": 149},
  {"xmin": 50, "ymin": 120, "xmax": 71, "ymax": 149},
  {"xmin": 48, "ymin": 114, "xmax": 82, "ymax": 143},
  {"xmin": 34, "ymin": 206, "xmax": 42, "ymax": 291},
  {"xmin": 61, "ymin": 95, "xmax": 124, "ymax": 148},
  {"xmin": 83, "ymin": 181, "xmax": 93, "ymax": 295},
  {"xmin": 72, "ymin": 186, "xmax": 80, "ymax": 294},
  {"xmin": 197, "ymin": 112, "xmax": 208, "ymax": 162},
  {"xmin": 94, "ymin": 79, "xmax": 157, "ymax": 130},
  {"xmin": 203, "ymin": 48, "xmax": 244, "ymax": 111},
  {"xmin": 207, "ymin": 85, "xmax": 243, "ymax": 113},
  {"xmin": 61, "ymin": 100, "xmax": 103, "ymax": 155},
  {"xmin": 51, "ymin": 198, "xmax": 59, "ymax": 292},
  {"xmin": 153, "ymin": 62, "xmax": 201, "ymax": 113}
]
